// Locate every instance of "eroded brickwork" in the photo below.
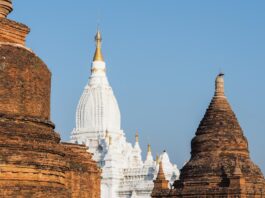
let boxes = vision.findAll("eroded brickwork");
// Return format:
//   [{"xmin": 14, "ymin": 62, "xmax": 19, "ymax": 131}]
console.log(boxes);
[
  {"xmin": 0, "ymin": 1, "xmax": 101, "ymax": 197},
  {"xmin": 63, "ymin": 143, "xmax": 101, "ymax": 198},
  {"xmin": 0, "ymin": 18, "xmax": 29, "ymax": 45},
  {"xmin": 0, "ymin": 44, "xmax": 51, "ymax": 120}
]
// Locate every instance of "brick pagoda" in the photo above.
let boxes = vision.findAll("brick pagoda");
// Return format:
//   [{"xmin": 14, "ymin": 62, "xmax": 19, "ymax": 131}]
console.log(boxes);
[{"xmin": 152, "ymin": 74, "xmax": 265, "ymax": 197}]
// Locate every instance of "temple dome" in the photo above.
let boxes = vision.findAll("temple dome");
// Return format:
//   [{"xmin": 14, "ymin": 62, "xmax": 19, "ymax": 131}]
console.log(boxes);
[
  {"xmin": 74, "ymin": 31, "xmax": 121, "ymax": 133},
  {"xmin": 75, "ymin": 80, "xmax": 121, "ymax": 131}
]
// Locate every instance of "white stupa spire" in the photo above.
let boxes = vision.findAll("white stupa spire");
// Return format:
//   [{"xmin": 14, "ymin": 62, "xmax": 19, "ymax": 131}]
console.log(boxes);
[
  {"xmin": 72, "ymin": 29, "xmax": 122, "ymax": 134},
  {"xmin": 129, "ymin": 131, "xmax": 143, "ymax": 167},
  {"xmin": 134, "ymin": 131, "xmax": 140, "ymax": 150},
  {"xmin": 145, "ymin": 144, "xmax": 154, "ymax": 166}
]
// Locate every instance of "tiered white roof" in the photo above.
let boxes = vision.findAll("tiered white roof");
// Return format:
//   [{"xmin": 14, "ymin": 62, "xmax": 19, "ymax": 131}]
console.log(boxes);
[{"xmin": 70, "ymin": 30, "xmax": 179, "ymax": 198}]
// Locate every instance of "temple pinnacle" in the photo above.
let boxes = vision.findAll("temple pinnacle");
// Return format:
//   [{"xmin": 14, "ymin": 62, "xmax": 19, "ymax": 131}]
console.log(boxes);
[
  {"xmin": 93, "ymin": 30, "xmax": 104, "ymax": 61},
  {"xmin": 147, "ymin": 144, "xmax": 151, "ymax": 153},
  {"xmin": 135, "ymin": 131, "xmax": 139, "ymax": 143},
  {"xmin": 156, "ymin": 154, "xmax": 159, "ymax": 164},
  {"xmin": 0, "ymin": 0, "xmax": 12, "ymax": 18},
  {"xmin": 157, "ymin": 161, "xmax": 166, "ymax": 180},
  {"xmin": 215, "ymin": 73, "xmax": 225, "ymax": 97}
]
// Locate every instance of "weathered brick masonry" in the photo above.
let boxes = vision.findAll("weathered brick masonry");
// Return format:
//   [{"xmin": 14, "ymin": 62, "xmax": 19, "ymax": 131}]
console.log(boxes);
[{"xmin": 0, "ymin": 1, "xmax": 101, "ymax": 197}]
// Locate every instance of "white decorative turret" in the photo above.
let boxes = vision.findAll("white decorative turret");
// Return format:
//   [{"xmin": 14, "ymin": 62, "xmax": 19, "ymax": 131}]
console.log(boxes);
[
  {"xmin": 130, "ymin": 131, "xmax": 143, "ymax": 167},
  {"xmin": 134, "ymin": 131, "xmax": 141, "ymax": 151},
  {"xmin": 144, "ymin": 144, "xmax": 154, "ymax": 166}
]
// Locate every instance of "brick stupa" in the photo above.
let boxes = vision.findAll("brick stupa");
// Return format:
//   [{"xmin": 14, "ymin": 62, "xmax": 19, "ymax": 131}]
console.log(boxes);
[
  {"xmin": 152, "ymin": 74, "xmax": 265, "ymax": 197},
  {"xmin": 0, "ymin": 1, "xmax": 101, "ymax": 197}
]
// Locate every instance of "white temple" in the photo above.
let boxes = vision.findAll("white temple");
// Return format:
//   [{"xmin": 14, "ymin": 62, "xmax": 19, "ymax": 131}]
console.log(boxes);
[{"xmin": 70, "ymin": 30, "xmax": 179, "ymax": 198}]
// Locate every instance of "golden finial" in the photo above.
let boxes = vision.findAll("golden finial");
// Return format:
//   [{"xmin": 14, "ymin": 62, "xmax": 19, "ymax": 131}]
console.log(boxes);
[
  {"xmin": 93, "ymin": 30, "xmax": 104, "ymax": 61},
  {"xmin": 147, "ymin": 144, "xmax": 151, "ymax": 153},
  {"xmin": 156, "ymin": 154, "xmax": 159, "ymax": 164},
  {"xmin": 135, "ymin": 131, "xmax": 139, "ymax": 143}
]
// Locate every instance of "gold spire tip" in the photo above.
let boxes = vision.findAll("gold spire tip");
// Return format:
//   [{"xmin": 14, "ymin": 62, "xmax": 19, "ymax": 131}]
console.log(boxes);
[
  {"xmin": 135, "ymin": 131, "xmax": 139, "ymax": 143},
  {"xmin": 148, "ymin": 144, "xmax": 151, "ymax": 153},
  {"xmin": 93, "ymin": 30, "xmax": 104, "ymax": 61},
  {"xmin": 156, "ymin": 154, "xmax": 159, "ymax": 163}
]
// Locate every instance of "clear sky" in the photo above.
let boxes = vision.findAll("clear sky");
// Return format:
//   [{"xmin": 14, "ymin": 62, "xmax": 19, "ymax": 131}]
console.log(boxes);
[{"xmin": 10, "ymin": 1, "xmax": 265, "ymax": 174}]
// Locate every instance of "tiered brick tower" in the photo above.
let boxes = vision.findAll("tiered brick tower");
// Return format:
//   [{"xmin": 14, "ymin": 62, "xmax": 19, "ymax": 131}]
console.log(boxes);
[
  {"xmin": 0, "ymin": 1, "xmax": 100, "ymax": 197},
  {"xmin": 152, "ymin": 74, "xmax": 265, "ymax": 197}
]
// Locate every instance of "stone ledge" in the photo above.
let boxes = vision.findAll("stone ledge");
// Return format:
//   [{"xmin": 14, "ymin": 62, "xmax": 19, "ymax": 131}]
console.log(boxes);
[{"xmin": 0, "ymin": 18, "xmax": 30, "ymax": 45}]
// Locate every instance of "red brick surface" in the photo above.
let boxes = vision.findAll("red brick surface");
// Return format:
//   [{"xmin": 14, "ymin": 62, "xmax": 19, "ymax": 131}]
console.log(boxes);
[{"xmin": 0, "ymin": 44, "xmax": 51, "ymax": 120}]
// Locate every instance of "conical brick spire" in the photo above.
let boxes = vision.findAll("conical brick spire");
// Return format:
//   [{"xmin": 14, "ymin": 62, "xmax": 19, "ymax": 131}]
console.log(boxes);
[
  {"xmin": 152, "ymin": 161, "xmax": 169, "ymax": 192},
  {"xmin": 157, "ymin": 161, "xmax": 166, "ymax": 180},
  {"xmin": 162, "ymin": 74, "xmax": 265, "ymax": 197},
  {"xmin": 191, "ymin": 74, "xmax": 249, "ymax": 155}
]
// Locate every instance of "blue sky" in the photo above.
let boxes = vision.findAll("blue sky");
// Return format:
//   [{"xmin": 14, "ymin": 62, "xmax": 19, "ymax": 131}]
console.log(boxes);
[{"xmin": 10, "ymin": 1, "xmax": 265, "ymax": 174}]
